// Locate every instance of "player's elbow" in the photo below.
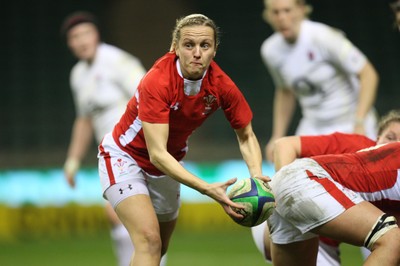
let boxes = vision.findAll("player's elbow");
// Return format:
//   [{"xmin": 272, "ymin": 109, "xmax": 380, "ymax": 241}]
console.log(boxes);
[
  {"xmin": 148, "ymin": 153, "xmax": 161, "ymax": 167},
  {"xmin": 273, "ymin": 136, "xmax": 300, "ymax": 169},
  {"xmin": 148, "ymin": 150, "xmax": 167, "ymax": 170},
  {"xmin": 273, "ymin": 138, "xmax": 286, "ymax": 156}
]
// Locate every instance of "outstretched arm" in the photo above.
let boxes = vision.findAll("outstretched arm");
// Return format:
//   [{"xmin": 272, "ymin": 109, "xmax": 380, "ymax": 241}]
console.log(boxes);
[
  {"xmin": 265, "ymin": 88, "xmax": 296, "ymax": 162},
  {"xmin": 64, "ymin": 116, "xmax": 94, "ymax": 187},
  {"xmin": 142, "ymin": 121, "xmax": 245, "ymax": 218},
  {"xmin": 354, "ymin": 61, "xmax": 379, "ymax": 135},
  {"xmin": 235, "ymin": 122, "xmax": 270, "ymax": 183}
]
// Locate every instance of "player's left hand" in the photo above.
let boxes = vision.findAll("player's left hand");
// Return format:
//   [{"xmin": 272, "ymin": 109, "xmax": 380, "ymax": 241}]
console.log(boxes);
[{"xmin": 203, "ymin": 177, "xmax": 245, "ymax": 219}]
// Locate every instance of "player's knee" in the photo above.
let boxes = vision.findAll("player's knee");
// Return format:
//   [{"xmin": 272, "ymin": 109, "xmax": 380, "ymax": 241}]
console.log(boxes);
[
  {"xmin": 138, "ymin": 229, "xmax": 162, "ymax": 254},
  {"xmin": 364, "ymin": 214, "xmax": 398, "ymax": 250}
]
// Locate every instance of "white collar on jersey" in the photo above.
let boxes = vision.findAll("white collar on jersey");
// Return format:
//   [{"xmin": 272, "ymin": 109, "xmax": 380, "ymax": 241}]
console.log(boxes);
[{"xmin": 176, "ymin": 59, "xmax": 206, "ymax": 96}]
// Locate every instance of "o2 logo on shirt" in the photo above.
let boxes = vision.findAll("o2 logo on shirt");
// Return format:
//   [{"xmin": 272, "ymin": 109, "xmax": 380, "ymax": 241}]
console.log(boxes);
[
  {"xmin": 203, "ymin": 94, "xmax": 217, "ymax": 115},
  {"xmin": 293, "ymin": 78, "xmax": 319, "ymax": 96},
  {"xmin": 292, "ymin": 77, "xmax": 325, "ymax": 107}
]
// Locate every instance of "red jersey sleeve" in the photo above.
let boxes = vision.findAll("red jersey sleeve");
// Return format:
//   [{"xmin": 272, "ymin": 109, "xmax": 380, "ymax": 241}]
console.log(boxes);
[
  {"xmin": 138, "ymin": 79, "xmax": 170, "ymax": 123},
  {"xmin": 221, "ymin": 86, "xmax": 253, "ymax": 129},
  {"xmin": 137, "ymin": 55, "xmax": 176, "ymax": 124},
  {"xmin": 300, "ymin": 132, "xmax": 376, "ymax": 157}
]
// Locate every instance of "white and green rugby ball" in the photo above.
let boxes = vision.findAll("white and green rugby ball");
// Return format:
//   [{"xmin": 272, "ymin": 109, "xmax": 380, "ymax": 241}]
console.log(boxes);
[{"xmin": 228, "ymin": 177, "xmax": 275, "ymax": 227}]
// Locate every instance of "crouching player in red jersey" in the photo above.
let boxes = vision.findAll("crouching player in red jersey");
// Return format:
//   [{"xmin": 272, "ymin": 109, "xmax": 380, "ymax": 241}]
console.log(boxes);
[
  {"xmin": 267, "ymin": 110, "xmax": 400, "ymax": 265},
  {"xmin": 254, "ymin": 110, "xmax": 400, "ymax": 265}
]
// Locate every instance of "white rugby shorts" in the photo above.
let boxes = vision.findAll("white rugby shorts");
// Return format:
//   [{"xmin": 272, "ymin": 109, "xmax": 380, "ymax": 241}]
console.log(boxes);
[
  {"xmin": 268, "ymin": 158, "xmax": 364, "ymax": 244},
  {"xmin": 98, "ymin": 133, "xmax": 181, "ymax": 222}
]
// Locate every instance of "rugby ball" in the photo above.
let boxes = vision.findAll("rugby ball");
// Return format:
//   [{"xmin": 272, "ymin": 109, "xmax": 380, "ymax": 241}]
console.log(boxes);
[{"xmin": 227, "ymin": 177, "xmax": 275, "ymax": 227}]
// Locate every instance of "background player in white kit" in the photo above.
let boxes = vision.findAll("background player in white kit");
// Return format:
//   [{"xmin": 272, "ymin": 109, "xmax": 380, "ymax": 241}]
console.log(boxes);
[
  {"xmin": 263, "ymin": 0, "xmax": 379, "ymax": 161},
  {"xmin": 253, "ymin": 0, "xmax": 380, "ymax": 265},
  {"xmin": 60, "ymin": 11, "xmax": 149, "ymax": 266}
]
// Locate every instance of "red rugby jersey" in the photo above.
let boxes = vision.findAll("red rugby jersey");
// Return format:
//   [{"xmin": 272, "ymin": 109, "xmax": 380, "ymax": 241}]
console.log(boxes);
[
  {"xmin": 112, "ymin": 52, "xmax": 252, "ymax": 175},
  {"xmin": 301, "ymin": 133, "xmax": 400, "ymax": 212}
]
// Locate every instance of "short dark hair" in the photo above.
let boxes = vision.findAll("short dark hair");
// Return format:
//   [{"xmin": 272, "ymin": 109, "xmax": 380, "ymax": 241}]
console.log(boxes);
[{"xmin": 60, "ymin": 11, "xmax": 98, "ymax": 37}]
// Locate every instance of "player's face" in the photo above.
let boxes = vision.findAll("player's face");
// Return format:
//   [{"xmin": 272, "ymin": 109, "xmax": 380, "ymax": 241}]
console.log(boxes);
[
  {"xmin": 67, "ymin": 23, "xmax": 99, "ymax": 62},
  {"xmin": 175, "ymin": 25, "xmax": 216, "ymax": 80},
  {"xmin": 265, "ymin": 0, "xmax": 304, "ymax": 43},
  {"xmin": 376, "ymin": 122, "xmax": 400, "ymax": 145}
]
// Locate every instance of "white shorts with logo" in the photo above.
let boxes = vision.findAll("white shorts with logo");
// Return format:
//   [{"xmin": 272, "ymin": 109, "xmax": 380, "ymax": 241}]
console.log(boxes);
[
  {"xmin": 98, "ymin": 133, "xmax": 181, "ymax": 222},
  {"xmin": 268, "ymin": 158, "xmax": 364, "ymax": 244}
]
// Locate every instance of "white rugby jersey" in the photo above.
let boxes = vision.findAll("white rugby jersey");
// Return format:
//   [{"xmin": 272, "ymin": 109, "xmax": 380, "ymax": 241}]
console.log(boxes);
[
  {"xmin": 70, "ymin": 43, "xmax": 146, "ymax": 143},
  {"xmin": 261, "ymin": 20, "xmax": 377, "ymax": 137}
]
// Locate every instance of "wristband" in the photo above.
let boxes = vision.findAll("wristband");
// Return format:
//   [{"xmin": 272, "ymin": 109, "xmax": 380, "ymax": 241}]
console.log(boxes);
[{"xmin": 64, "ymin": 157, "xmax": 80, "ymax": 176}]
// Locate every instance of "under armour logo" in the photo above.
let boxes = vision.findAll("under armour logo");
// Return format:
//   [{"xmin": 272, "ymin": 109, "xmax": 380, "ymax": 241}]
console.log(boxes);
[{"xmin": 119, "ymin": 184, "xmax": 133, "ymax": 194}]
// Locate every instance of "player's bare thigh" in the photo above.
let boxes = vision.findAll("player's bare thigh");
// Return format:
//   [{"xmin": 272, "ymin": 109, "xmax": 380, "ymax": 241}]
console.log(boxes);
[
  {"xmin": 116, "ymin": 194, "xmax": 163, "ymax": 264},
  {"xmin": 312, "ymin": 201, "xmax": 384, "ymax": 246},
  {"xmin": 272, "ymin": 202, "xmax": 400, "ymax": 266},
  {"xmin": 313, "ymin": 201, "xmax": 400, "ymax": 265},
  {"xmin": 271, "ymin": 237, "xmax": 319, "ymax": 266},
  {"xmin": 115, "ymin": 194, "xmax": 160, "ymax": 242}
]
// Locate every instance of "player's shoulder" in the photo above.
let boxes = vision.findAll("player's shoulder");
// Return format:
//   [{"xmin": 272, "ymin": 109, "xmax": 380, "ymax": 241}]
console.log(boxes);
[
  {"xmin": 99, "ymin": 43, "xmax": 141, "ymax": 64},
  {"xmin": 331, "ymin": 131, "xmax": 370, "ymax": 138},
  {"xmin": 141, "ymin": 52, "xmax": 176, "ymax": 87},
  {"xmin": 331, "ymin": 132, "xmax": 375, "ymax": 145},
  {"xmin": 305, "ymin": 20, "xmax": 346, "ymax": 45},
  {"xmin": 207, "ymin": 60, "xmax": 236, "ymax": 89},
  {"xmin": 148, "ymin": 52, "xmax": 175, "ymax": 76},
  {"xmin": 70, "ymin": 60, "xmax": 86, "ymax": 80},
  {"xmin": 99, "ymin": 43, "xmax": 123, "ymax": 58},
  {"xmin": 261, "ymin": 32, "xmax": 283, "ymax": 58}
]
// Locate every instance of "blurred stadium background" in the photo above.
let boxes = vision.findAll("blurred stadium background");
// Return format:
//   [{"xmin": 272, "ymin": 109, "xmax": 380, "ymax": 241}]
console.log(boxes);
[{"xmin": 0, "ymin": 0, "xmax": 397, "ymax": 265}]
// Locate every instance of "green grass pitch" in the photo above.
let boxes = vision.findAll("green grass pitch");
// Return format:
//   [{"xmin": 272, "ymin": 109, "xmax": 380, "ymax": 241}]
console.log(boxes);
[{"xmin": 0, "ymin": 228, "xmax": 363, "ymax": 266}]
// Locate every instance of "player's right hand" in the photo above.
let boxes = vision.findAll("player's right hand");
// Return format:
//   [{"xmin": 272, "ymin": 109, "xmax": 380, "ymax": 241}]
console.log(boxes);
[
  {"xmin": 203, "ymin": 177, "xmax": 245, "ymax": 219},
  {"xmin": 63, "ymin": 157, "xmax": 80, "ymax": 188},
  {"xmin": 64, "ymin": 171, "xmax": 76, "ymax": 188}
]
